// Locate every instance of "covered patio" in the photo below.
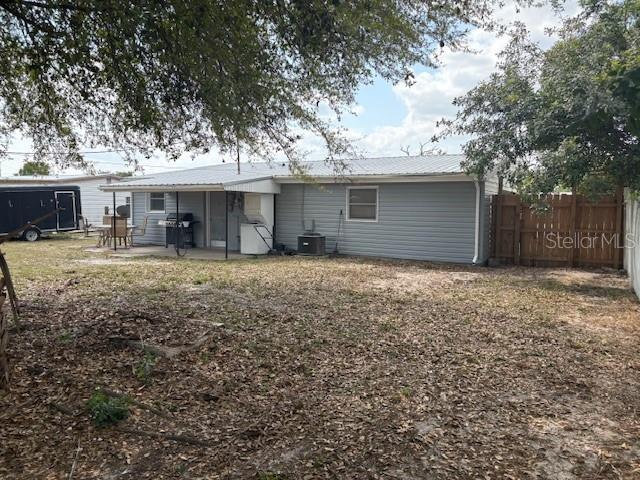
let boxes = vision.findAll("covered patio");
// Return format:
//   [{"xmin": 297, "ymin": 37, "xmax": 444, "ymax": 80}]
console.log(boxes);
[{"xmin": 99, "ymin": 165, "xmax": 281, "ymax": 259}]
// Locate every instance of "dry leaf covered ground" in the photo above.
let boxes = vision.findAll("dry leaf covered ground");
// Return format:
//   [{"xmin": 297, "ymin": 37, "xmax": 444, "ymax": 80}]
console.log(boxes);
[{"xmin": 1, "ymin": 237, "xmax": 639, "ymax": 479}]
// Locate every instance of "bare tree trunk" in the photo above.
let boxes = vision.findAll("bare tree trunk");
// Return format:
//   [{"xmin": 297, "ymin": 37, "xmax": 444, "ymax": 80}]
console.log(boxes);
[{"xmin": 0, "ymin": 277, "xmax": 8, "ymax": 392}]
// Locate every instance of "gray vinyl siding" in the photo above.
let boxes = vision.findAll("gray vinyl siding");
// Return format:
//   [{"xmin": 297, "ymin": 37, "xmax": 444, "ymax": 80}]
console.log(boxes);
[
  {"xmin": 276, "ymin": 182, "xmax": 477, "ymax": 263},
  {"xmin": 131, "ymin": 191, "xmax": 206, "ymax": 247},
  {"xmin": 77, "ymin": 178, "xmax": 129, "ymax": 226}
]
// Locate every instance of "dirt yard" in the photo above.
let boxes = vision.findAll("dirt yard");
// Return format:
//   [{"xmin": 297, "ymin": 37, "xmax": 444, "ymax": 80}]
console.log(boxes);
[{"xmin": 1, "ymin": 237, "xmax": 639, "ymax": 479}]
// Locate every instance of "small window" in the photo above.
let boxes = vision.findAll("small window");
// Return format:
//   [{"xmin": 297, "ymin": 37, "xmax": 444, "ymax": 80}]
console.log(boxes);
[
  {"xmin": 147, "ymin": 192, "xmax": 166, "ymax": 212},
  {"xmin": 125, "ymin": 196, "xmax": 131, "ymax": 205},
  {"xmin": 347, "ymin": 186, "xmax": 378, "ymax": 222}
]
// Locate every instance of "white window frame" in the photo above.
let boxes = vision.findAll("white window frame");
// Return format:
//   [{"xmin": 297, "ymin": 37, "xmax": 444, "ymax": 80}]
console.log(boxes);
[
  {"xmin": 146, "ymin": 192, "xmax": 166, "ymax": 213},
  {"xmin": 346, "ymin": 186, "xmax": 378, "ymax": 222}
]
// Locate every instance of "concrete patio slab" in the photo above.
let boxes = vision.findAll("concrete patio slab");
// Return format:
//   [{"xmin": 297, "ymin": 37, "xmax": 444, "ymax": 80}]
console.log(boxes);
[{"xmin": 85, "ymin": 245, "xmax": 250, "ymax": 260}]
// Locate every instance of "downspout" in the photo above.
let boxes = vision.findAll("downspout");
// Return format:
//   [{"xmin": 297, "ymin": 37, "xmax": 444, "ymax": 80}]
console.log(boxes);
[{"xmin": 472, "ymin": 179, "xmax": 481, "ymax": 264}]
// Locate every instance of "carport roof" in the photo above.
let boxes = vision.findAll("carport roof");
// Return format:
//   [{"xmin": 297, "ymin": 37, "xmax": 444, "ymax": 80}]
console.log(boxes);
[{"xmin": 101, "ymin": 154, "xmax": 466, "ymax": 192}]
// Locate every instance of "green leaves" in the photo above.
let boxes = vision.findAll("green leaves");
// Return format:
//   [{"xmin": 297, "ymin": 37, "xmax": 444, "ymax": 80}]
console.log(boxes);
[
  {"xmin": 87, "ymin": 390, "xmax": 130, "ymax": 427},
  {"xmin": 0, "ymin": 1, "xmax": 548, "ymax": 171},
  {"xmin": 435, "ymin": 29, "xmax": 542, "ymax": 184},
  {"xmin": 17, "ymin": 160, "xmax": 50, "ymax": 176},
  {"xmin": 441, "ymin": 0, "xmax": 640, "ymax": 195}
]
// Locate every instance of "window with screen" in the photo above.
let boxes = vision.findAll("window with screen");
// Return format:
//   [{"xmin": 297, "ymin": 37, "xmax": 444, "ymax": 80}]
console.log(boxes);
[
  {"xmin": 347, "ymin": 187, "xmax": 378, "ymax": 221},
  {"xmin": 147, "ymin": 192, "xmax": 165, "ymax": 212}
]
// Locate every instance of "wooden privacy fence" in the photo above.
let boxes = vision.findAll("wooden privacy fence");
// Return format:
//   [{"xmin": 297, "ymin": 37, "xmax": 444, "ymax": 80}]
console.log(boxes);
[{"xmin": 492, "ymin": 189, "xmax": 624, "ymax": 268}]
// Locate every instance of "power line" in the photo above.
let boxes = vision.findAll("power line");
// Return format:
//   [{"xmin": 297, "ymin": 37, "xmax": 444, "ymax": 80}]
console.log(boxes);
[
  {"xmin": 4, "ymin": 151, "xmax": 195, "ymax": 170},
  {"xmin": 3, "ymin": 143, "xmax": 237, "ymax": 174},
  {"xmin": 81, "ymin": 155, "xmax": 199, "ymax": 170},
  {"xmin": 4, "ymin": 149, "xmax": 127, "ymax": 155},
  {"xmin": 87, "ymin": 159, "xmax": 187, "ymax": 170}
]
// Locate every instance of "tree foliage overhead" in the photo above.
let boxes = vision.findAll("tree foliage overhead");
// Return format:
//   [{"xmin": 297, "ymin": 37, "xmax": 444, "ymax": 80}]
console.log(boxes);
[
  {"xmin": 0, "ymin": 0, "xmax": 548, "ymax": 173},
  {"xmin": 437, "ymin": 0, "xmax": 640, "ymax": 197},
  {"xmin": 17, "ymin": 159, "xmax": 50, "ymax": 175}
]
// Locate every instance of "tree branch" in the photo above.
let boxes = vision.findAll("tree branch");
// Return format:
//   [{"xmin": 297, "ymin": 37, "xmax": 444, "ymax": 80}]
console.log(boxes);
[
  {"xmin": 0, "ymin": 2, "xmax": 61, "ymax": 36},
  {"xmin": 8, "ymin": 0, "xmax": 102, "ymax": 12}
]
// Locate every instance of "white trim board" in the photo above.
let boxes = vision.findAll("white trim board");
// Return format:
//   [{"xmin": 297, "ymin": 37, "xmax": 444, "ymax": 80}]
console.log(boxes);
[
  {"xmin": 102, "ymin": 174, "xmax": 475, "ymax": 192},
  {"xmin": 345, "ymin": 185, "xmax": 379, "ymax": 223},
  {"xmin": 274, "ymin": 174, "xmax": 473, "ymax": 184}
]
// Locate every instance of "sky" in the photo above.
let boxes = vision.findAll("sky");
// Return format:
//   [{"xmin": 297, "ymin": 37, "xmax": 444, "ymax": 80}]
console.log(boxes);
[{"xmin": 0, "ymin": 1, "xmax": 579, "ymax": 177}]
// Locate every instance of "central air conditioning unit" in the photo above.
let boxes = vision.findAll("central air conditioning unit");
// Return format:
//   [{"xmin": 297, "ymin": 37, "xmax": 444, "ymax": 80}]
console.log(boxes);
[{"xmin": 297, "ymin": 232, "xmax": 326, "ymax": 255}]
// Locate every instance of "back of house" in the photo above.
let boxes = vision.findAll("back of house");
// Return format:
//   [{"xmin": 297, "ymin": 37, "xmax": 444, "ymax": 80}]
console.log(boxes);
[{"xmin": 101, "ymin": 155, "xmax": 499, "ymax": 264}]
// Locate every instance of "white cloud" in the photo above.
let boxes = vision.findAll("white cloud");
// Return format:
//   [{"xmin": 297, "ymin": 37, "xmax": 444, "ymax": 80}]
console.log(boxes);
[{"xmin": 352, "ymin": 0, "xmax": 580, "ymax": 157}]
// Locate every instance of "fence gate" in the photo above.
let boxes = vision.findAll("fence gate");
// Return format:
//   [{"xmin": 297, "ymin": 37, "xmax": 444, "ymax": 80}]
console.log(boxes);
[{"xmin": 492, "ymin": 189, "xmax": 624, "ymax": 268}]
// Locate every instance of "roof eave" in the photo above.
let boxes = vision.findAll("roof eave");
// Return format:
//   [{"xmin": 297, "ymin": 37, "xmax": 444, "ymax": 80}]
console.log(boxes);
[
  {"xmin": 100, "ymin": 183, "xmax": 224, "ymax": 192},
  {"xmin": 100, "ymin": 173, "xmax": 474, "ymax": 191},
  {"xmin": 273, "ymin": 173, "xmax": 472, "ymax": 183}
]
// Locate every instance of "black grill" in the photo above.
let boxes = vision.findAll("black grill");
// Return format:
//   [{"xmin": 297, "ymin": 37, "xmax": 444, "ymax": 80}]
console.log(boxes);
[{"xmin": 164, "ymin": 213, "xmax": 198, "ymax": 248}]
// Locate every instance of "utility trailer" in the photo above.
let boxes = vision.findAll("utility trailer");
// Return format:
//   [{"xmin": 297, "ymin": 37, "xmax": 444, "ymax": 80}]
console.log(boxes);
[{"xmin": 0, "ymin": 186, "xmax": 82, "ymax": 241}]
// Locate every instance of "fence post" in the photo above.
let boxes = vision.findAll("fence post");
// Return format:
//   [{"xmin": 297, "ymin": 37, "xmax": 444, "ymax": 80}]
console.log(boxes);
[
  {"xmin": 615, "ymin": 184, "xmax": 624, "ymax": 269},
  {"xmin": 494, "ymin": 194, "xmax": 503, "ymax": 260},
  {"xmin": 568, "ymin": 188, "xmax": 577, "ymax": 267},
  {"xmin": 513, "ymin": 197, "xmax": 521, "ymax": 266}
]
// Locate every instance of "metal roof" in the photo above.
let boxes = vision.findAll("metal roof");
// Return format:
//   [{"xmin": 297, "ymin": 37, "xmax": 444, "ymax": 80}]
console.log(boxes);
[{"xmin": 103, "ymin": 155, "xmax": 466, "ymax": 191}]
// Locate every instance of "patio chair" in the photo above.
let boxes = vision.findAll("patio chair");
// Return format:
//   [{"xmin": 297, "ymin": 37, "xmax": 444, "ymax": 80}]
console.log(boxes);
[
  {"xmin": 102, "ymin": 216, "xmax": 128, "ymax": 248},
  {"xmin": 129, "ymin": 216, "xmax": 148, "ymax": 247},
  {"xmin": 80, "ymin": 216, "xmax": 92, "ymax": 237},
  {"xmin": 113, "ymin": 217, "xmax": 128, "ymax": 247},
  {"xmin": 97, "ymin": 227, "xmax": 111, "ymax": 247}
]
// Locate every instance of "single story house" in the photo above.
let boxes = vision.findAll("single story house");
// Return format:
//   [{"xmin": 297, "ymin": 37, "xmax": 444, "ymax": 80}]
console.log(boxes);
[
  {"xmin": 101, "ymin": 155, "xmax": 499, "ymax": 264},
  {"xmin": 0, "ymin": 174, "xmax": 130, "ymax": 226}
]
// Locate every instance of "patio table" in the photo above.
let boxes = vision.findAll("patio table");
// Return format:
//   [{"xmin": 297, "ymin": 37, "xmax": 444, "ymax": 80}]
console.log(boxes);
[{"xmin": 96, "ymin": 224, "xmax": 135, "ymax": 248}]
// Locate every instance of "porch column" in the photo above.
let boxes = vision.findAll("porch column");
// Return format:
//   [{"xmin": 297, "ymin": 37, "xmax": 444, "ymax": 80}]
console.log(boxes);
[
  {"xmin": 204, "ymin": 192, "xmax": 211, "ymax": 248},
  {"xmin": 225, "ymin": 191, "xmax": 228, "ymax": 260},
  {"xmin": 112, "ymin": 192, "xmax": 116, "ymax": 251},
  {"xmin": 273, "ymin": 193, "xmax": 277, "ymax": 246},
  {"xmin": 175, "ymin": 191, "xmax": 180, "ymax": 254}
]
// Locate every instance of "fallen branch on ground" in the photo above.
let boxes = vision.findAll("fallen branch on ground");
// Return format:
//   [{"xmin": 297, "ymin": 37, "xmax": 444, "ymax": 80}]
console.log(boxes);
[
  {"xmin": 115, "ymin": 426, "xmax": 211, "ymax": 446},
  {"xmin": 48, "ymin": 402, "xmax": 80, "ymax": 417},
  {"xmin": 108, "ymin": 329, "xmax": 221, "ymax": 359},
  {"xmin": 68, "ymin": 438, "xmax": 81, "ymax": 480},
  {"xmin": 48, "ymin": 397, "xmax": 207, "ymax": 446}
]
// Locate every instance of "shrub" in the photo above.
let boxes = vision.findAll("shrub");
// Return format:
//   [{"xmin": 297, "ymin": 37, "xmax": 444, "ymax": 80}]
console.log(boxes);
[
  {"xmin": 133, "ymin": 351, "xmax": 157, "ymax": 384},
  {"xmin": 57, "ymin": 331, "xmax": 73, "ymax": 343},
  {"xmin": 87, "ymin": 390, "xmax": 130, "ymax": 427}
]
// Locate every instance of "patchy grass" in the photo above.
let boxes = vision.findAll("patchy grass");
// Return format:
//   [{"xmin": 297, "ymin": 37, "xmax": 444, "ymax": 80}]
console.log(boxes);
[
  {"xmin": 132, "ymin": 351, "xmax": 158, "ymax": 385},
  {"xmin": 1, "ymin": 238, "xmax": 639, "ymax": 479}
]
